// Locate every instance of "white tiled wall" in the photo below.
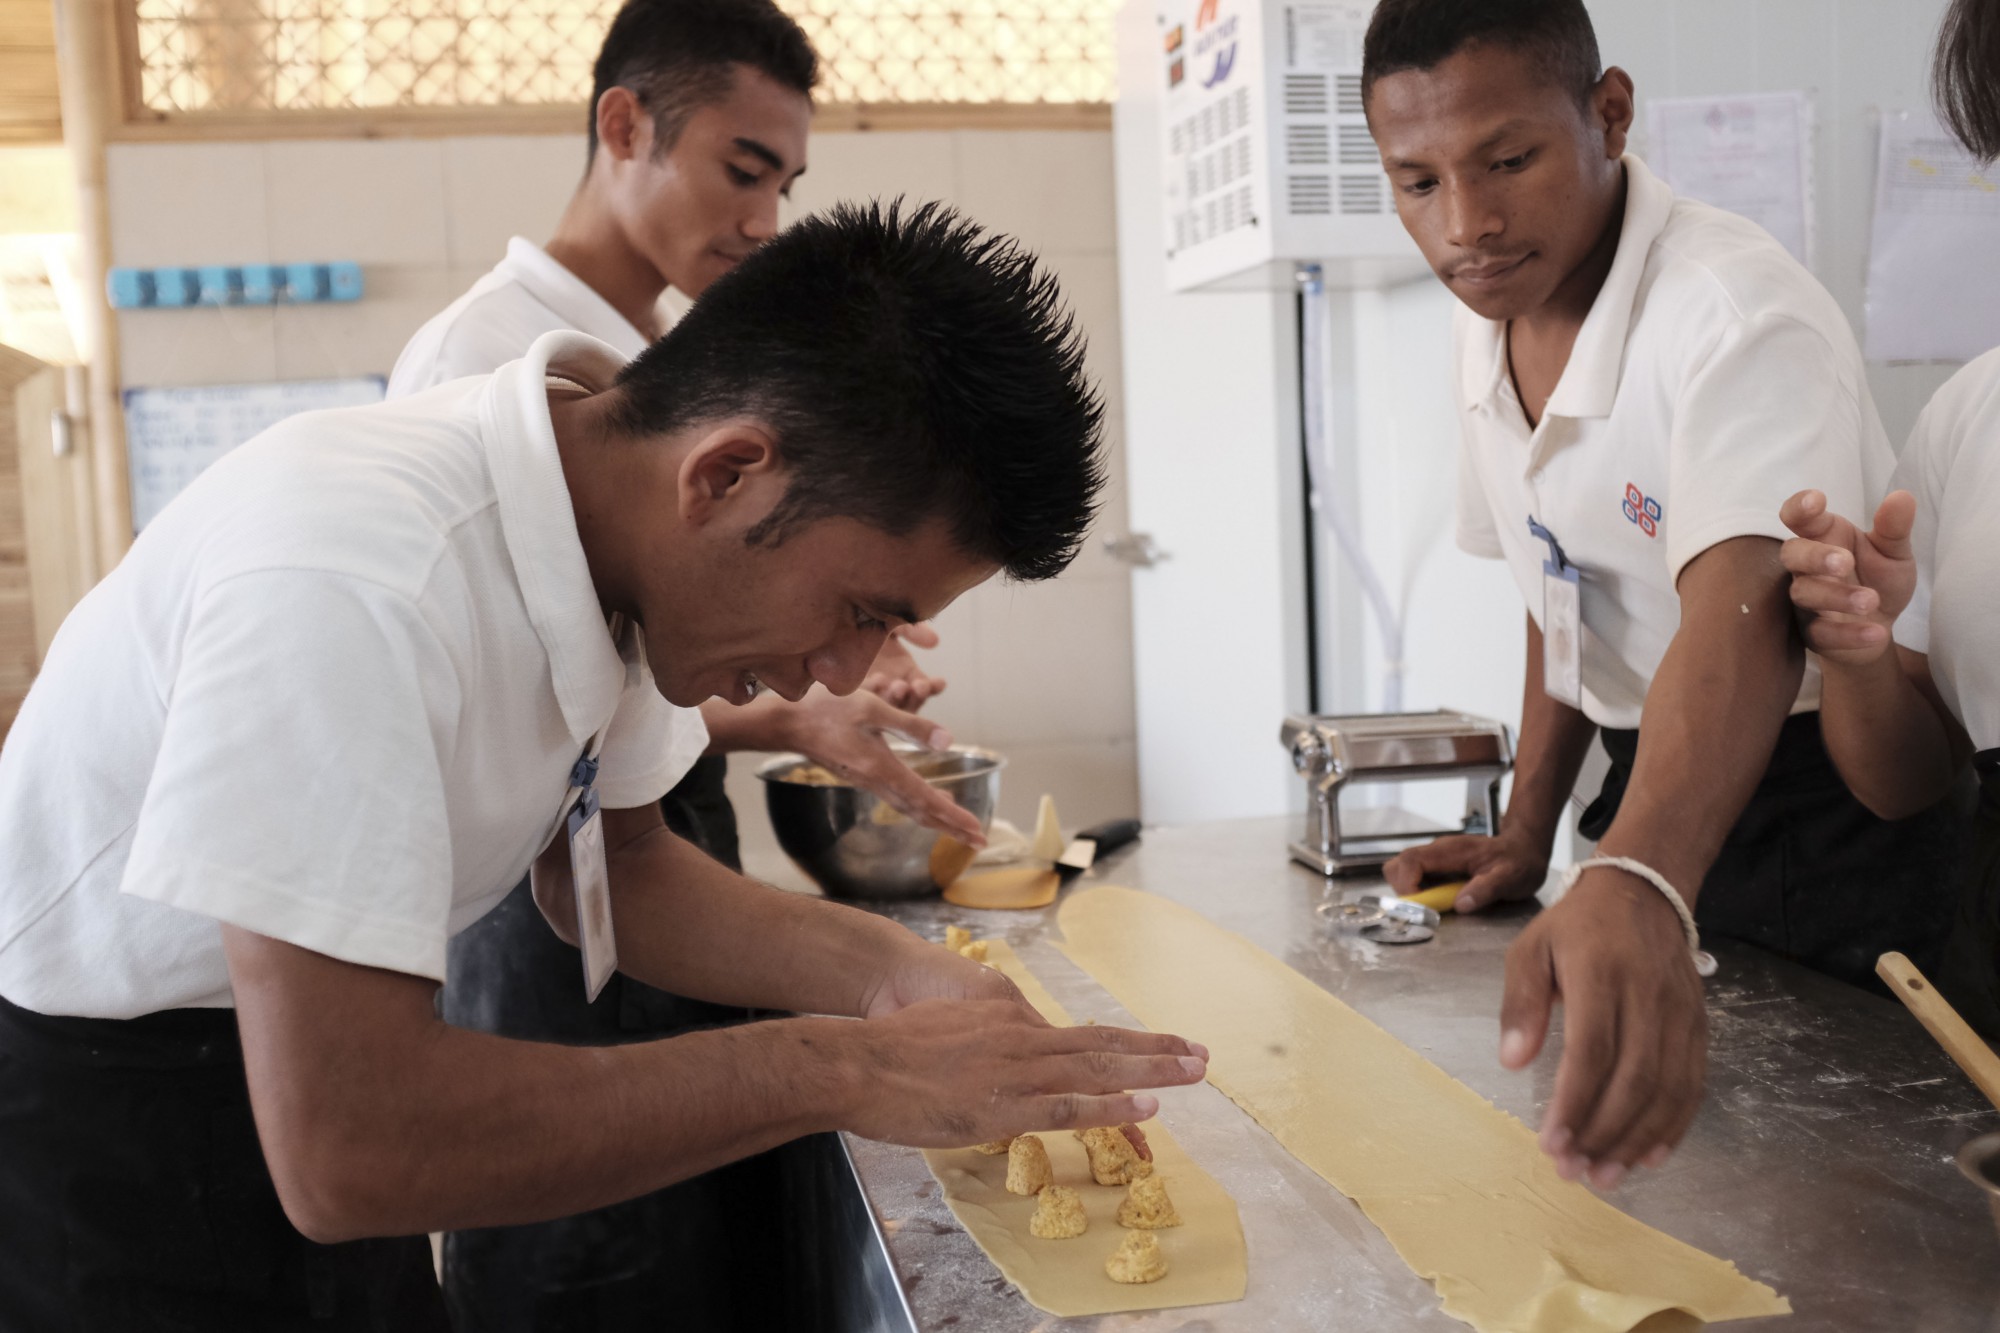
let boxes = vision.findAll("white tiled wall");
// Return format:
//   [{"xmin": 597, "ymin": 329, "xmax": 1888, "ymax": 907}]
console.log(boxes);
[{"xmin": 103, "ymin": 126, "xmax": 1140, "ymax": 890}]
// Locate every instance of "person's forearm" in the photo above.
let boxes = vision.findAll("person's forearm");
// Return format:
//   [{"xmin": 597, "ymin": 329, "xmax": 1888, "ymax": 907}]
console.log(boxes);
[
  {"xmin": 541, "ymin": 824, "xmax": 926, "ymax": 1017},
  {"xmin": 1817, "ymin": 649, "xmax": 1965, "ymax": 819},
  {"xmin": 1506, "ymin": 615, "xmax": 1601, "ymax": 850},
  {"xmin": 225, "ymin": 929, "xmax": 858, "ymax": 1242},
  {"xmin": 1596, "ymin": 540, "xmax": 1802, "ymax": 904}
]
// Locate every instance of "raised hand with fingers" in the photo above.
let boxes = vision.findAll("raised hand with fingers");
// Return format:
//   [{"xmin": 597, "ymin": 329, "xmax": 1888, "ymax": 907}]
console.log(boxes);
[
  {"xmin": 783, "ymin": 685, "xmax": 986, "ymax": 846},
  {"xmin": 863, "ymin": 622, "xmax": 947, "ymax": 710},
  {"xmin": 1778, "ymin": 488, "xmax": 1918, "ymax": 666}
]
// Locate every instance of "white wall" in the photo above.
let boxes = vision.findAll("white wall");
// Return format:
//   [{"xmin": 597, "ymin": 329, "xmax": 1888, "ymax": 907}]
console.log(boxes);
[{"xmin": 103, "ymin": 126, "xmax": 1140, "ymax": 891}]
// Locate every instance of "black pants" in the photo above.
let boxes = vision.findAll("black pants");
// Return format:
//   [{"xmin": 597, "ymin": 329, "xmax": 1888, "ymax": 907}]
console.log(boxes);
[
  {"xmin": 0, "ymin": 994, "xmax": 449, "ymax": 1332},
  {"xmin": 441, "ymin": 754, "xmax": 800, "ymax": 1332},
  {"xmin": 1938, "ymin": 750, "xmax": 2000, "ymax": 1037},
  {"xmin": 1581, "ymin": 712, "xmax": 1968, "ymax": 992}
]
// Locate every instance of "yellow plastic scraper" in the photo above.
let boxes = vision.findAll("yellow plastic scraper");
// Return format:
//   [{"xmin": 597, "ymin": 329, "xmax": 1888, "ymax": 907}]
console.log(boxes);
[{"xmin": 1399, "ymin": 882, "xmax": 1465, "ymax": 914}]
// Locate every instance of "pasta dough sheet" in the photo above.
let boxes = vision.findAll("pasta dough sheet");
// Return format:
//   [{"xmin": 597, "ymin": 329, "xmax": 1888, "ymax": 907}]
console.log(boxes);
[
  {"xmin": 920, "ymin": 940, "xmax": 1248, "ymax": 1317},
  {"xmin": 1054, "ymin": 887, "xmax": 1790, "ymax": 1333}
]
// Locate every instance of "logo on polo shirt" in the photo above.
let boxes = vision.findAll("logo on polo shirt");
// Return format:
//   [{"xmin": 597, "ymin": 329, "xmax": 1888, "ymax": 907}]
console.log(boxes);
[{"xmin": 1622, "ymin": 483, "xmax": 1662, "ymax": 537}]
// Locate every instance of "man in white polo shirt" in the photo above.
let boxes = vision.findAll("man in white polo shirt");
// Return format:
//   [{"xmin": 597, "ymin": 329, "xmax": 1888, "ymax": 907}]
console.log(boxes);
[
  {"xmin": 0, "ymin": 202, "xmax": 1206, "ymax": 1328},
  {"xmin": 1364, "ymin": 0, "xmax": 1961, "ymax": 1191},
  {"xmin": 390, "ymin": 5, "xmax": 978, "ymax": 1324}
]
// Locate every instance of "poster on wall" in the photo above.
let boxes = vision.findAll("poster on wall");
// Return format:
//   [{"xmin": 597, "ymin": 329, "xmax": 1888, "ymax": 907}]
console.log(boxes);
[
  {"xmin": 1644, "ymin": 91, "xmax": 1816, "ymax": 268},
  {"xmin": 123, "ymin": 376, "xmax": 385, "ymax": 531},
  {"xmin": 1863, "ymin": 110, "xmax": 2000, "ymax": 363}
]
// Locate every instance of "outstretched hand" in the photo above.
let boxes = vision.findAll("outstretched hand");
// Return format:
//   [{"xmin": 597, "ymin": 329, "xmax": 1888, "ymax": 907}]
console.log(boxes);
[
  {"xmin": 784, "ymin": 687, "xmax": 985, "ymax": 846},
  {"xmin": 864, "ymin": 623, "xmax": 947, "ymax": 710},
  {"xmin": 1778, "ymin": 488, "xmax": 1917, "ymax": 666}
]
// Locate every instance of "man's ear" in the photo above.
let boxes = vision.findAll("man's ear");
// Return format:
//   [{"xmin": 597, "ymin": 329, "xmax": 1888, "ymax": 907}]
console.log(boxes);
[
  {"xmin": 1594, "ymin": 67, "xmax": 1637, "ymax": 161},
  {"xmin": 595, "ymin": 86, "xmax": 649, "ymax": 166},
  {"xmin": 677, "ymin": 422, "xmax": 782, "ymax": 528}
]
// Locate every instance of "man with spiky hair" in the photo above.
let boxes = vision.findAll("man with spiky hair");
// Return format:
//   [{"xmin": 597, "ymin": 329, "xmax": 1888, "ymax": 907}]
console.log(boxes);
[
  {"xmin": 0, "ymin": 201, "xmax": 1206, "ymax": 1329},
  {"xmin": 1365, "ymin": 0, "xmax": 1959, "ymax": 1194}
]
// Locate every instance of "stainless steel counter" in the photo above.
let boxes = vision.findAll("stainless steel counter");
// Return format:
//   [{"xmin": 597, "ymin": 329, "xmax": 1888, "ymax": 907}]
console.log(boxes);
[{"xmin": 841, "ymin": 816, "xmax": 2000, "ymax": 1332}]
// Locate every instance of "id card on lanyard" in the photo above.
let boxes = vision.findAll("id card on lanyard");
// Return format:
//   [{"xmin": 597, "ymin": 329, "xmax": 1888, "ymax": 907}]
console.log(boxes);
[
  {"xmin": 554, "ymin": 614, "xmax": 630, "ymax": 1003},
  {"xmin": 1528, "ymin": 517, "xmax": 1583, "ymax": 710}
]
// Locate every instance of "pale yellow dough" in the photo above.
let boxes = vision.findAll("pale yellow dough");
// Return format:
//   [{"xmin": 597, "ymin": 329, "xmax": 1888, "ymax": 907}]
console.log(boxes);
[
  {"xmin": 1105, "ymin": 1230, "xmax": 1169, "ymax": 1284},
  {"xmin": 944, "ymin": 926, "xmax": 971, "ymax": 953},
  {"xmin": 1075, "ymin": 1125, "xmax": 1153, "ymax": 1185},
  {"xmin": 971, "ymin": 1138, "xmax": 1013, "ymax": 1155},
  {"xmin": 1056, "ymin": 886, "xmax": 1791, "ymax": 1333},
  {"xmin": 919, "ymin": 940, "xmax": 1247, "ymax": 1317},
  {"xmin": 1117, "ymin": 1174, "xmax": 1182, "ymax": 1229},
  {"xmin": 958, "ymin": 940, "xmax": 989, "ymax": 963},
  {"xmin": 1004, "ymin": 1135, "xmax": 1052, "ymax": 1195},
  {"xmin": 1029, "ymin": 1185, "xmax": 1088, "ymax": 1239}
]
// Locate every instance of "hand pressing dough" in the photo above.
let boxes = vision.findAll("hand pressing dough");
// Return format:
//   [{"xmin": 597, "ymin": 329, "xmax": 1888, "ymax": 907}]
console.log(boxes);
[
  {"xmin": 1029, "ymin": 1186, "xmax": 1089, "ymax": 1239},
  {"xmin": 1117, "ymin": 1174, "xmax": 1183, "ymax": 1230},
  {"xmin": 1075, "ymin": 1125, "xmax": 1154, "ymax": 1185},
  {"xmin": 1105, "ymin": 1230, "xmax": 1169, "ymax": 1284},
  {"xmin": 1055, "ymin": 886, "xmax": 1790, "ymax": 1333},
  {"xmin": 1005, "ymin": 1135, "xmax": 1053, "ymax": 1195},
  {"xmin": 919, "ymin": 940, "xmax": 1247, "ymax": 1317}
]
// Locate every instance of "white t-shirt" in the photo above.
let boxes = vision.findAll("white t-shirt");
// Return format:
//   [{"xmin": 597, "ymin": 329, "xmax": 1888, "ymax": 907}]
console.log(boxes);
[
  {"xmin": 1892, "ymin": 350, "xmax": 2000, "ymax": 751},
  {"xmin": 0, "ymin": 331, "xmax": 707, "ymax": 1019},
  {"xmin": 389, "ymin": 237, "xmax": 657, "ymax": 397},
  {"xmin": 1455, "ymin": 154, "xmax": 1893, "ymax": 730}
]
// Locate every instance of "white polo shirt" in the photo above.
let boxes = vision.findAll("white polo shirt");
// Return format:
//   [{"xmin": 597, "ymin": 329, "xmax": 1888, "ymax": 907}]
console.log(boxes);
[
  {"xmin": 0, "ymin": 331, "xmax": 706, "ymax": 1019},
  {"xmin": 1893, "ymin": 349, "xmax": 2000, "ymax": 751},
  {"xmin": 389, "ymin": 237, "xmax": 656, "ymax": 397},
  {"xmin": 1455, "ymin": 154, "xmax": 1893, "ymax": 730}
]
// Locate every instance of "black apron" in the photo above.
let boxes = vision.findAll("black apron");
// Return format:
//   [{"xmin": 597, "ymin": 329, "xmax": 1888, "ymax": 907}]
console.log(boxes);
[
  {"xmin": 1937, "ymin": 748, "xmax": 2000, "ymax": 1037},
  {"xmin": 440, "ymin": 754, "xmax": 801, "ymax": 1332},
  {"xmin": 0, "ymin": 994, "xmax": 449, "ymax": 1331},
  {"xmin": 1580, "ymin": 712, "xmax": 1968, "ymax": 993}
]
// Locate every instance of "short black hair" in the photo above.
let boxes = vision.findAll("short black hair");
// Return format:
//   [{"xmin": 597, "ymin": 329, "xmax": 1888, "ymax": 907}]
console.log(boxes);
[
  {"xmin": 1934, "ymin": 0, "xmax": 2000, "ymax": 163},
  {"xmin": 588, "ymin": 0, "xmax": 818, "ymax": 159},
  {"xmin": 611, "ymin": 200, "xmax": 1106, "ymax": 583},
  {"xmin": 1362, "ymin": 0, "xmax": 1602, "ymax": 112}
]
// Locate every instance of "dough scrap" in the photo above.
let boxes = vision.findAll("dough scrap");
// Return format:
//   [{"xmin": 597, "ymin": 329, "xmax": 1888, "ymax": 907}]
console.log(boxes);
[
  {"xmin": 1105, "ymin": 1230, "xmax": 1169, "ymax": 1284},
  {"xmin": 972, "ymin": 1138, "xmax": 1014, "ymax": 1155},
  {"xmin": 780, "ymin": 763, "xmax": 846, "ymax": 786},
  {"xmin": 1005, "ymin": 1135, "xmax": 1053, "ymax": 1195},
  {"xmin": 944, "ymin": 926, "xmax": 971, "ymax": 952},
  {"xmin": 1076, "ymin": 1125, "xmax": 1153, "ymax": 1185},
  {"xmin": 1117, "ymin": 1174, "xmax": 1182, "ymax": 1230},
  {"xmin": 958, "ymin": 940, "xmax": 990, "ymax": 963},
  {"xmin": 1029, "ymin": 1185, "xmax": 1089, "ymax": 1239},
  {"xmin": 942, "ymin": 867, "xmax": 1060, "ymax": 910},
  {"xmin": 1055, "ymin": 886, "xmax": 1790, "ymax": 1333},
  {"xmin": 919, "ymin": 940, "xmax": 1247, "ymax": 1317}
]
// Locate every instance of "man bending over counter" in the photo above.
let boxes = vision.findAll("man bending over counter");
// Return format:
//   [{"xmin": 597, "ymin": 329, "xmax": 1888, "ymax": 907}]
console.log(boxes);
[
  {"xmin": 1365, "ymin": 0, "xmax": 1960, "ymax": 1191},
  {"xmin": 0, "ymin": 202, "xmax": 1207, "ymax": 1329}
]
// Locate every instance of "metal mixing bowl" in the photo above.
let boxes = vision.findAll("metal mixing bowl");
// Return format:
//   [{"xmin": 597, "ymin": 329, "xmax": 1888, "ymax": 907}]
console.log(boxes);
[
  {"xmin": 757, "ymin": 746, "xmax": 1004, "ymax": 900},
  {"xmin": 1958, "ymin": 1131, "xmax": 2000, "ymax": 1247}
]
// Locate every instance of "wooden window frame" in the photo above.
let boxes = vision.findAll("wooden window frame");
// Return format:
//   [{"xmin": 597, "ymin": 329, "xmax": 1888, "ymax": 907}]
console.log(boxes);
[{"xmin": 107, "ymin": 0, "xmax": 1111, "ymax": 141}]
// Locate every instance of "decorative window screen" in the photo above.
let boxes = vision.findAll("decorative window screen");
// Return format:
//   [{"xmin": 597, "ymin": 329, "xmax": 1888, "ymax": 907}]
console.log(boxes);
[{"xmin": 129, "ymin": 0, "xmax": 1118, "ymax": 116}]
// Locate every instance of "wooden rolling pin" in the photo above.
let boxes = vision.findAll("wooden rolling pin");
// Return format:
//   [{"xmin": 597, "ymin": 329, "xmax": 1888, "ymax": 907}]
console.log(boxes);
[{"xmin": 1876, "ymin": 951, "xmax": 2000, "ymax": 1113}]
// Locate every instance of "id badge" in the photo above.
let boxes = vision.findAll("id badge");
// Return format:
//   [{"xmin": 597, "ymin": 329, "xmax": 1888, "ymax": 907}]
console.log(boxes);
[
  {"xmin": 567, "ymin": 788, "xmax": 617, "ymax": 1002},
  {"xmin": 1542, "ymin": 566, "xmax": 1583, "ymax": 709}
]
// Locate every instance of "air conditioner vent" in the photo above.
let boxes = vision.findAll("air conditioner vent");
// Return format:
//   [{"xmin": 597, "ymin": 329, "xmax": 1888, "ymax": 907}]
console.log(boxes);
[
  {"xmin": 1338, "ymin": 124, "xmax": 1376, "ymax": 165},
  {"xmin": 1288, "ymin": 174, "xmax": 1333, "ymax": 215},
  {"xmin": 1286, "ymin": 123, "xmax": 1330, "ymax": 165},
  {"xmin": 1335, "ymin": 73, "xmax": 1364, "ymax": 115},
  {"xmin": 1337, "ymin": 174, "xmax": 1385, "ymax": 214},
  {"xmin": 1284, "ymin": 73, "xmax": 1329, "ymax": 116}
]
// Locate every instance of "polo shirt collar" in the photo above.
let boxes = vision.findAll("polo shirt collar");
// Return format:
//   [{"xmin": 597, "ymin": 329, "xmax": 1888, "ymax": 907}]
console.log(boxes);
[
  {"xmin": 1456, "ymin": 154, "xmax": 1675, "ymax": 422},
  {"xmin": 498, "ymin": 237, "xmax": 650, "ymax": 362},
  {"xmin": 480, "ymin": 329, "xmax": 633, "ymax": 748}
]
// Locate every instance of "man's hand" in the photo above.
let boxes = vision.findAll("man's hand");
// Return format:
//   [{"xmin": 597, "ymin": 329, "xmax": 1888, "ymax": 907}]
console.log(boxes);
[
  {"xmin": 1500, "ymin": 868, "xmax": 1708, "ymax": 1189},
  {"xmin": 782, "ymin": 686, "xmax": 985, "ymax": 845},
  {"xmin": 863, "ymin": 623, "xmax": 947, "ymax": 709},
  {"xmin": 1779, "ymin": 489, "xmax": 1917, "ymax": 666},
  {"xmin": 837, "ymin": 999, "xmax": 1207, "ymax": 1150},
  {"xmin": 1383, "ymin": 827, "xmax": 1551, "ymax": 913},
  {"xmin": 859, "ymin": 935, "xmax": 1035, "ymax": 1018}
]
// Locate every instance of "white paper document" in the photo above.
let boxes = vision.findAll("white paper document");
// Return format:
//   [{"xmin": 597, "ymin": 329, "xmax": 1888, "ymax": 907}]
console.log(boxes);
[
  {"xmin": 1646, "ymin": 91, "xmax": 1815, "ymax": 267},
  {"xmin": 1864, "ymin": 110, "xmax": 2000, "ymax": 362}
]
